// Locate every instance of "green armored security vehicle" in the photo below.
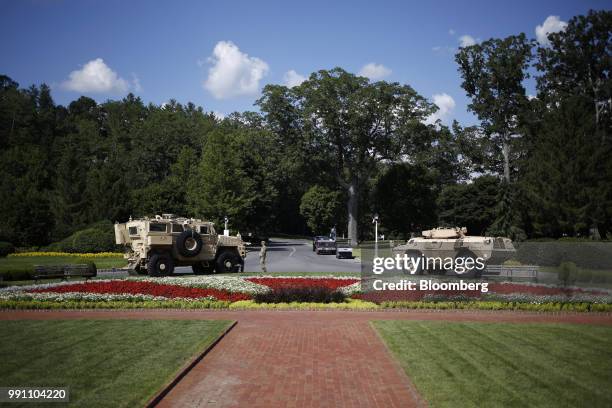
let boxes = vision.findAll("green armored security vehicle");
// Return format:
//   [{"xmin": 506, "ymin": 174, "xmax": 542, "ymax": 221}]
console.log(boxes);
[
  {"xmin": 391, "ymin": 227, "xmax": 515, "ymax": 278},
  {"xmin": 114, "ymin": 214, "xmax": 246, "ymax": 276}
]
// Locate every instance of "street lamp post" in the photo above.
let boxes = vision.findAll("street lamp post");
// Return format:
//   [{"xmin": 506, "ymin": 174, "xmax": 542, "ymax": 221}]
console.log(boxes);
[{"xmin": 372, "ymin": 213, "xmax": 379, "ymax": 258}]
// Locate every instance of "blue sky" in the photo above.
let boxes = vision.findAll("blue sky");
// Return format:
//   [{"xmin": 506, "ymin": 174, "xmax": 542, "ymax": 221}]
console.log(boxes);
[{"xmin": 2, "ymin": 0, "xmax": 608, "ymax": 125}]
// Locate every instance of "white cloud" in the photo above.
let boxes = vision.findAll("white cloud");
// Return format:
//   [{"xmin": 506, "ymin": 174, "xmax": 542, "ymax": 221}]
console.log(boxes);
[
  {"xmin": 358, "ymin": 63, "xmax": 392, "ymax": 80},
  {"xmin": 425, "ymin": 93, "xmax": 456, "ymax": 125},
  {"xmin": 61, "ymin": 58, "xmax": 129, "ymax": 93},
  {"xmin": 449, "ymin": 29, "xmax": 456, "ymax": 36},
  {"xmin": 458, "ymin": 35, "xmax": 477, "ymax": 47},
  {"xmin": 212, "ymin": 110, "xmax": 225, "ymax": 120},
  {"xmin": 203, "ymin": 41, "xmax": 269, "ymax": 99},
  {"xmin": 535, "ymin": 15, "xmax": 567, "ymax": 46},
  {"xmin": 283, "ymin": 70, "xmax": 306, "ymax": 88}
]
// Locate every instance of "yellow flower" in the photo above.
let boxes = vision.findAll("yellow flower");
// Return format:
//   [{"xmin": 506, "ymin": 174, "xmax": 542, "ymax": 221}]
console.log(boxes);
[{"xmin": 8, "ymin": 252, "xmax": 123, "ymax": 258}]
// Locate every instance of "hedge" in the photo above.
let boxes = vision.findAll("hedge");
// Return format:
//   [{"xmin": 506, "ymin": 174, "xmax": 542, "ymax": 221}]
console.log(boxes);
[
  {"xmin": 0, "ymin": 242, "xmax": 15, "ymax": 257},
  {"xmin": 514, "ymin": 241, "xmax": 612, "ymax": 269},
  {"xmin": 380, "ymin": 300, "xmax": 612, "ymax": 312},
  {"xmin": 45, "ymin": 221, "xmax": 120, "ymax": 253},
  {"xmin": 1, "ymin": 298, "xmax": 610, "ymax": 312},
  {"xmin": 0, "ymin": 299, "xmax": 231, "ymax": 310}
]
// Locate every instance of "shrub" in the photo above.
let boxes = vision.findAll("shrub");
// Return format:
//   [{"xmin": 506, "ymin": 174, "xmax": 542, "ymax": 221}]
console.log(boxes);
[
  {"xmin": 559, "ymin": 261, "xmax": 578, "ymax": 287},
  {"xmin": 379, "ymin": 300, "xmax": 612, "ymax": 313},
  {"xmin": 0, "ymin": 270, "xmax": 34, "ymax": 281},
  {"xmin": 0, "ymin": 242, "xmax": 15, "ymax": 257},
  {"xmin": 46, "ymin": 221, "xmax": 119, "ymax": 253},
  {"xmin": 0, "ymin": 299, "xmax": 231, "ymax": 310},
  {"xmin": 515, "ymin": 241, "xmax": 612, "ymax": 269},
  {"xmin": 254, "ymin": 286, "xmax": 346, "ymax": 303},
  {"xmin": 230, "ymin": 299, "xmax": 378, "ymax": 310}
]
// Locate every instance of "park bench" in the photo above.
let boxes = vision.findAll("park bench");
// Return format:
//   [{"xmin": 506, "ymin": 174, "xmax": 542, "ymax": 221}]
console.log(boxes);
[
  {"xmin": 33, "ymin": 264, "xmax": 97, "ymax": 282},
  {"xmin": 484, "ymin": 265, "xmax": 539, "ymax": 282}
]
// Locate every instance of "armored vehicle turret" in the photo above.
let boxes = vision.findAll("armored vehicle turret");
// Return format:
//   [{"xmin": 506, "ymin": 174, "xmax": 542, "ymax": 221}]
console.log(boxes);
[{"xmin": 114, "ymin": 214, "xmax": 246, "ymax": 276}]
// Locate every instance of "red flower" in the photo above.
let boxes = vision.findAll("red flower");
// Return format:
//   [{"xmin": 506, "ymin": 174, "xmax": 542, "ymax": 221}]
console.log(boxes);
[{"xmin": 29, "ymin": 281, "xmax": 250, "ymax": 302}]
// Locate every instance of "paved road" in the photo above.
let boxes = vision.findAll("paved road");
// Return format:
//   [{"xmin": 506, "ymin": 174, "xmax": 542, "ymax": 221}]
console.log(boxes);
[
  {"xmin": 171, "ymin": 238, "xmax": 360, "ymax": 274},
  {"xmin": 242, "ymin": 238, "xmax": 360, "ymax": 273}
]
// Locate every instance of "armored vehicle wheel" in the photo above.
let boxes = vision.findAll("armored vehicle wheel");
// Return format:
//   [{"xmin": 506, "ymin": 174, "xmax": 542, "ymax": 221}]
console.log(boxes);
[
  {"xmin": 404, "ymin": 250, "xmax": 424, "ymax": 275},
  {"xmin": 176, "ymin": 230, "xmax": 203, "ymax": 257},
  {"xmin": 147, "ymin": 253, "xmax": 174, "ymax": 277},
  {"xmin": 216, "ymin": 251, "xmax": 241, "ymax": 273},
  {"xmin": 453, "ymin": 250, "xmax": 481, "ymax": 278},
  {"xmin": 127, "ymin": 265, "xmax": 148, "ymax": 276},
  {"xmin": 192, "ymin": 262, "xmax": 214, "ymax": 275}
]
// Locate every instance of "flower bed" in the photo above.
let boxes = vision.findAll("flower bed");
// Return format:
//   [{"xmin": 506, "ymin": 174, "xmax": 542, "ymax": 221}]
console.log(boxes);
[
  {"xmin": 246, "ymin": 277, "xmax": 359, "ymax": 290},
  {"xmin": 26, "ymin": 280, "xmax": 249, "ymax": 302},
  {"xmin": 130, "ymin": 276, "xmax": 269, "ymax": 295},
  {"xmin": 0, "ymin": 275, "xmax": 610, "ymax": 312},
  {"xmin": 354, "ymin": 281, "xmax": 611, "ymax": 304}
]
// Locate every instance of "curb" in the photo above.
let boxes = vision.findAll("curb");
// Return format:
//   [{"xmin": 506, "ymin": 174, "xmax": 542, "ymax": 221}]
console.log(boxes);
[
  {"xmin": 1, "ymin": 308, "xmax": 611, "ymax": 317},
  {"xmin": 144, "ymin": 320, "xmax": 238, "ymax": 408}
]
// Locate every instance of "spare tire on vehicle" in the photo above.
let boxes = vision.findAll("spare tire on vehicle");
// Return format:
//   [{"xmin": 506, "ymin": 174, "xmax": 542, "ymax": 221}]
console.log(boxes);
[{"xmin": 176, "ymin": 229, "xmax": 203, "ymax": 257}]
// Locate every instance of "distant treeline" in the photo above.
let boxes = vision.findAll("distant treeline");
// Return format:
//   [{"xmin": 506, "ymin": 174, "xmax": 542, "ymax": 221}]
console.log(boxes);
[{"xmin": 0, "ymin": 10, "xmax": 610, "ymax": 247}]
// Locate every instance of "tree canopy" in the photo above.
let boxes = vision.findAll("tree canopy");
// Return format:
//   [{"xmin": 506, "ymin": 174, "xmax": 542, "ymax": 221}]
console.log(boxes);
[{"xmin": 0, "ymin": 9, "xmax": 610, "ymax": 247}]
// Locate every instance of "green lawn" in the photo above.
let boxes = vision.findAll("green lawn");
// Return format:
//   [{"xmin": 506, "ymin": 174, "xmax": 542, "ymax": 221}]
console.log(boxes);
[
  {"xmin": 373, "ymin": 321, "xmax": 612, "ymax": 408},
  {"xmin": 0, "ymin": 319, "xmax": 232, "ymax": 407},
  {"xmin": 0, "ymin": 256, "xmax": 127, "ymax": 279}
]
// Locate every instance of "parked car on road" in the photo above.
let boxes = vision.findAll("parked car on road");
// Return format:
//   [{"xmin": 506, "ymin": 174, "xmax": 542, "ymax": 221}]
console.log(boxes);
[
  {"xmin": 312, "ymin": 236, "xmax": 327, "ymax": 251},
  {"xmin": 315, "ymin": 238, "xmax": 337, "ymax": 255},
  {"xmin": 336, "ymin": 246, "xmax": 353, "ymax": 259}
]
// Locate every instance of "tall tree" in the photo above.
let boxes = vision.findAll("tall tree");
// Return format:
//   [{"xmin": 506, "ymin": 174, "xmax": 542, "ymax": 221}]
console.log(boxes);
[
  {"xmin": 520, "ymin": 95, "xmax": 612, "ymax": 238},
  {"xmin": 536, "ymin": 10, "xmax": 611, "ymax": 140},
  {"xmin": 373, "ymin": 163, "xmax": 438, "ymax": 239},
  {"xmin": 455, "ymin": 34, "xmax": 533, "ymax": 182},
  {"xmin": 299, "ymin": 186, "xmax": 342, "ymax": 235},
  {"xmin": 188, "ymin": 127, "xmax": 280, "ymax": 233},
  {"xmin": 258, "ymin": 68, "xmax": 435, "ymax": 244}
]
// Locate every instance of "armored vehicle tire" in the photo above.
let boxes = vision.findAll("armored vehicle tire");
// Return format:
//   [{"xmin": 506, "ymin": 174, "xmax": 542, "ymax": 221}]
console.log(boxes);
[
  {"xmin": 127, "ymin": 265, "xmax": 147, "ymax": 276},
  {"xmin": 147, "ymin": 253, "xmax": 175, "ymax": 277},
  {"xmin": 192, "ymin": 262, "xmax": 214, "ymax": 275},
  {"xmin": 176, "ymin": 230, "xmax": 203, "ymax": 257},
  {"xmin": 216, "ymin": 251, "xmax": 242, "ymax": 273},
  {"xmin": 404, "ymin": 250, "xmax": 424, "ymax": 275},
  {"xmin": 453, "ymin": 250, "xmax": 481, "ymax": 278}
]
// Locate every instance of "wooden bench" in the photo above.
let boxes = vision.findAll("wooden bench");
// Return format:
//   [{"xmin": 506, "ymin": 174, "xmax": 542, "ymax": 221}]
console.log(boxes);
[
  {"xmin": 484, "ymin": 265, "xmax": 540, "ymax": 282},
  {"xmin": 33, "ymin": 264, "xmax": 97, "ymax": 282},
  {"xmin": 64, "ymin": 264, "xmax": 97, "ymax": 279}
]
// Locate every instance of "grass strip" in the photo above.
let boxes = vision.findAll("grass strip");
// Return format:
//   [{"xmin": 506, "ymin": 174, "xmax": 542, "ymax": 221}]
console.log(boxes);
[
  {"xmin": 0, "ymin": 319, "xmax": 232, "ymax": 407},
  {"xmin": 373, "ymin": 320, "xmax": 612, "ymax": 408}
]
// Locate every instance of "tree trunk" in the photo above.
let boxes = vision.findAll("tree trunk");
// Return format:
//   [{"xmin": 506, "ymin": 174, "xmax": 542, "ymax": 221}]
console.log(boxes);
[
  {"xmin": 347, "ymin": 178, "xmax": 359, "ymax": 246},
  {"xmin": 501, "ymin": 141, "xmax": 511, "ymax": 183}
]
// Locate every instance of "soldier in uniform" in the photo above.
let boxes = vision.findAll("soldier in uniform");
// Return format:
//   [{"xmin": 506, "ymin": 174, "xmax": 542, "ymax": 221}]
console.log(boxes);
[{"xmin": 259, "ymin": 240, "xmax": 267, "ymax": 273}]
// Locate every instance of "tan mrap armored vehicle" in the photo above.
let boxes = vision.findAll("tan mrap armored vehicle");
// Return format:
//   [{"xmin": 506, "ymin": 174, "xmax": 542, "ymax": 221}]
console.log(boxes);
[
  {"xmin": 391, "ymin": 227, "xmax": 515, "ymax": 278},
  {"xmin": 114, "ymin": 214, "xmax": 246, "ymax": 276}
]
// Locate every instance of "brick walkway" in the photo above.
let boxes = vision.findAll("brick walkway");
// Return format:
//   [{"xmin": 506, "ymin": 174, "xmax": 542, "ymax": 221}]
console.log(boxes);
[
  {"xmin": 157, "ymin": 315, "xmax": 421, "ymax": 408},
  {"xmin": 3, "ymin": 310, "xmax": 611, "ymax": 407}
]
